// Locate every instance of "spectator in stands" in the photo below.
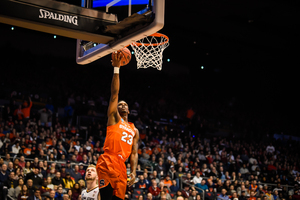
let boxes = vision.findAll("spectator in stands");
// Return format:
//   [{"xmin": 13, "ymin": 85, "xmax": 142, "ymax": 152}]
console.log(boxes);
[
  {"xmin": 14, "ymin": 178, "xmax": 25, "ymax": 199},
  {"xmin": 18, "ymin": 184, "xmax": 29, "ymax": 200},
  {"xmin": 7, "ymin": 161, "xmax": 15, "ymax": 174},
  {"xmin": 170, "ymin": 179, "xmax": 180, "ymax": 193},
  {"xmin": 21, "ymin": 97, "xmax": 32, "ymax": 123},
  {"xmin": 26, "ymin": 179, "xmax": 35, "ymax": 196},
  {"xmin": 25, "ymin": 168, "xmax": 43, "ymax": 188},
  {"xmin": 27, "ymin": 188, "xmax": 42, "ymax": 200},
  {"xmin": 52, "ymin": 172, "xmax": 64, "ymax": 187},
  {"xmin": 40, "ymin": 179, "xmax": 51, "ymax": 195},
  {"xmin": 167, "ymin": 152, "xmax": 177, "ymax": 164},
  {"xmin": 240, "ymin": 164, "xmax": 250, "ymax": 179},
  {"xmin": 136, "ymin": 174, "xmax": 148, "ymax": 189},
  {"xmin": 4, "ymin": 171, "xmax": 18, "ymax": 190},
  {"xmin": 18, "ymin": 156, "xmax": 26, "ymax": 169},
  {"xmin": 195, "ymin": 179, "xmax": 208, "ymax": 193},
  {"xmin": 150, "ymin": 170, "xmax": 160, "ymax": 184},
  {"xmin": 12, "ymin": 141, "xmax": 21, "ymax": 155},
  {"xmin": 143, "ymin": 172, "xmax": 151, "ymax": 189},
  {"xmin": 188, "ymin": 190, "xmax": 197, "ymax": 200},
  {"xmin": 192, "ymin": 172, "xmax": 202, "ymax": 184},
  {"xmin": 0, "ymin": 163, "xmax": 9, "ymax": 184},
  {"xmin": 163, "ymin": 175, "xmax": 173, "ymax": 188},
  {"xmin": 71, "ymin": 183, "xmax": 81, "ymax": 200},
  {"xmin": 146, "ymin": 193, "xmax": 153, "ymax": 200},
  {"xmin": 55, "ymin": 186, "xmax": 64, "ymax": 200},
  {"xmin": 148, "ymin": 179, "xmax": 161, "ymax": 198},
  {"xmin": 181, "ymin": 185, "xmax": 190, "ymax": 198},
  {"xmin": 156, "ymin": 160, "xmax": 166, "ymax": 178},
  {"xmin": 162, "ymin": 186, "xmax": 172, "ymax": 200},
  {"xmin": 71, "ymin": 165, "xmax": 82, "ymax": 182},
  {"xmin": 49, "ymin": 190, "xmax": 56, "ymax": 200},
  {"xmin": 217, "ymin": 189, "xmax": 229, "ymax": 200},
  {"xmin": 47, "ymin": 176, "xmax": 54, "ymax": 190},
  {"xmin": 265, "ymin": 188, "xmax": 274, "ymax": 200}
]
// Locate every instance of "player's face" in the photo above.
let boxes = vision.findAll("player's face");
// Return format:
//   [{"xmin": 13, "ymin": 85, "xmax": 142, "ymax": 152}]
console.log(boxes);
[
  {"xmin": 118, "ymin": 101, "xmax": 129, "ymax": 114},
  {"xmin": 85, "ymin": 167, "xmax": 97, "ymax": 181}
]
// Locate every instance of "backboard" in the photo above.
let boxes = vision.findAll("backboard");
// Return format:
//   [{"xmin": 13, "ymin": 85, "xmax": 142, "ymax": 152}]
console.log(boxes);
[
  {"xmin": 0, "ymin": 0, "xmax": 165, "ymax": 65},
  {"xmin": 76, "ymin": 0, "xmax": 165, "ymax": 65}
]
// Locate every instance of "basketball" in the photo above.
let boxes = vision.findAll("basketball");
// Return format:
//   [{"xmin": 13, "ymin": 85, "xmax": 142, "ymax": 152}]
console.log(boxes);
[{"xmin": 111, "ymin": 47, "xmax": 132, "ymax": 66}]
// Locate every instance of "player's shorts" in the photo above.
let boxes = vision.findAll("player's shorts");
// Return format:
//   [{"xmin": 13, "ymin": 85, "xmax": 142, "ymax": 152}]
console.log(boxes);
[{"xmin": 96, "ymin": 152, "xmax": 127, "ymax": 199}]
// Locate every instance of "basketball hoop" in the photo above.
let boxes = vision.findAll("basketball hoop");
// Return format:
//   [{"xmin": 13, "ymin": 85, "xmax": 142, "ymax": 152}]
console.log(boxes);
[{"xmin": 130, "ymin": 33, "xmax": 169, "ymax": 70}]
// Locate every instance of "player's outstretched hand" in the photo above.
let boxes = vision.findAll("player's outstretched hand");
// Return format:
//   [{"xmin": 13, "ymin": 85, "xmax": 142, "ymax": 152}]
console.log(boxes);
[
  {"xmin": 111, "ymin": 51, "xmax": 123, "ymax": 68},
  {"xmin": 127, "ymin": 172, "xmax": 136, "ymax": 187}
]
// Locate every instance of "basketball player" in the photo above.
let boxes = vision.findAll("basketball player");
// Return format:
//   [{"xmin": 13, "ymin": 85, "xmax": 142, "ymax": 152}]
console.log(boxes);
[
  {"xmin": 96, "ymin": 52, "xmax": 139, "ymax": 200},
  {"xmin": 81, "ymin": 165, "xmax": 99, "ymax": 200}
]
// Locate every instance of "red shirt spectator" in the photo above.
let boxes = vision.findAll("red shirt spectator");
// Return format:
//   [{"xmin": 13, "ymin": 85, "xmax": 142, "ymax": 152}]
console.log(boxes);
[{"xmin": 148, "ymin": 180, "xmax": 161, "ymax": 197}]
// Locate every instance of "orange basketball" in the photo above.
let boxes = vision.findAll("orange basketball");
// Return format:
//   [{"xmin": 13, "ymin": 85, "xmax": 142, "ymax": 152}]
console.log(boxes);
[{"xmin": 111, "ymin": 47, "xmax": 132, "ymax": 66}]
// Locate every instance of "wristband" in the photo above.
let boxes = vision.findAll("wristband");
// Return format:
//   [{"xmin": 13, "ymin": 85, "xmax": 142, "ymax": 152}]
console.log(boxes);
[{"xmin": 114, "ymin": 67, "xmax": 120, "ymax": 74}]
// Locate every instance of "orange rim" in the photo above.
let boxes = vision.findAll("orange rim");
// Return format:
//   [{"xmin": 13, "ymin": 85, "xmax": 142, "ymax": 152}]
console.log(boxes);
[{"xmin": 131, "ymin": 33, "xmax": 169, "ymax": 47}]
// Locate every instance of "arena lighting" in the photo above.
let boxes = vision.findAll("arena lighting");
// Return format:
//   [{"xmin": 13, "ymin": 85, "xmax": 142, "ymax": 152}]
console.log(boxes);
[
  {"xmin": 11, "ymin": 26, "xmax": 14, "ymax": 30},
  {"xmin": 54, "ymin": 35, "xmax": 57, "ymax": 39},
  {"xmin": 201, "ymin": 65, "xmax": 204, "ymax": 69},
  {"xmin": 167, "ymin": 58, "xmax": 170, "ymax": 62}
]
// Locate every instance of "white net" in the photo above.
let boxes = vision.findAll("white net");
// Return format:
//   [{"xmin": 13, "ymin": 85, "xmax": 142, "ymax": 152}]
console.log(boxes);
[{"xmin": 130, "ymin": 33, "xmax": 169, "ymax": 70}]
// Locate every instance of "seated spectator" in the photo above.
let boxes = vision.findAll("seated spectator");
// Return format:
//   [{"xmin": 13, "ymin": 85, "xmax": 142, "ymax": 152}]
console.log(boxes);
[
  {"xmin": 192, "ymin": 172, "xmax": 202, "ymax": 185},
  {"xmin": 26, "ymin": 179, "xmax": 35, "ymax": 196},
  {"xmin": 148, "ymin": 179, "xmax": 161, "ymax": 198},
  {"xmin": 27, "ymin": 188, "xmax": 41, "ymax": 200},
  {"xmin": 143, "ymin": 172, "xmax": 151, "ymax": 189},
  {"xmin": 163, "ymin": 175, "xmax": 173, "ymax": 188},
  {"xmin": 181, "ymin": 185, "xmax": 190, "ymax": 198},
  {"xmin": 4, "ymin": 171, "xmax": 18, "ymax": 193},
  {"xmin": 70, "ymin": 165, "xmax": 82, "ymax": 183},
  {"xmin": 71, "ymin": 183, "xmax": 81, "ymax": 200},
  {"xmin": 188, "ymin": 190, "xmax": 197, "ymax": 200},
  {"xmin": 18, "ymin": 184, "xmax": 30, "ymax": 200},
  {"xmin": 0, "ymin": 163, "xmax": 9, "ymax": 184},
  {"xmin": 18, "ymin": 156, "xmax": 26, "ymax": 169},
  {"xmin": 63, "ymin": 172, "xmax": 75, "ymax": 189},
  {"xmin": 40, "ymin": 179, "xmax": 51, "ymax": 195},
  {"xmin": 136, "ymin": 174, "xmax": 148, "ymax": 189},
  {"xmin": 206, "ymin": 179, "xmax": 215, "ymax": 192},
  {"xmin": 52, "ymin": 172, "xmax": 64, "ymax": 187},
  {"xmin": 14, "ymin": 178, "xmax": 25, "ymax": 199},
  {"xmin": 146, "ymin": 193, "xmax": 153, "ymax": 200},
  {"xmin": 170, "ymin": 180, "xmax": 180, "ymax": 193},
  {"xmin": 195, "ymin": 180, "xmax": 208, "ymax": 193},
  {"xmin": 47, "ymin": 176, "xmax": 54, "ymax": 190},
  {"xmin": 55, "ymin": 186, "xmax": 64, "ymax": 200},
  {"xmin": 217, "ymin": 189, "xmax": 229, "ymax": 200},
  {"xmin": 265, "ymin": 188, "xmax": 274, "ymax": 200},
  {"xmin": 49, "ymin": 190, "xmax": 56, "ymax": 200},
  {"xmin": 240, "ymin": 164, "xmax": 250, "ymax": 179}
]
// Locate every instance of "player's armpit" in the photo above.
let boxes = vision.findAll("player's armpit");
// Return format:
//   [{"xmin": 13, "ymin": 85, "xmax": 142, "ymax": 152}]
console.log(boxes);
[{"xmin": 98, "ymin": 191, "xmax": 100, "ymax": 200}]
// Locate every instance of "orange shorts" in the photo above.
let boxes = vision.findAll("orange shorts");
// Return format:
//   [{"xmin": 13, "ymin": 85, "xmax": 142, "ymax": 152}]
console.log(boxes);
[{"xmin": 96, "ymin": 153, "xmax": 127, "ymax": 199}]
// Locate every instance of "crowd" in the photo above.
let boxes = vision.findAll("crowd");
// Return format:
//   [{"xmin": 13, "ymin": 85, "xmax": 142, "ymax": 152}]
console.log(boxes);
[{"xmin": 0, "ymin": 52, "xmax": 300, "ymax": 200}]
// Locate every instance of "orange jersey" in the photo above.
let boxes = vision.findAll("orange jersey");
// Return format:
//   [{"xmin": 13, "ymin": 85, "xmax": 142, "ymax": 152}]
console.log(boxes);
[
  {"xmin": 97, "ymin": 118, "xmax": 136, "ymax": 199},
  {"xmin": 103, "ymin": 118, "xmax": 136, "ymax": 161}
]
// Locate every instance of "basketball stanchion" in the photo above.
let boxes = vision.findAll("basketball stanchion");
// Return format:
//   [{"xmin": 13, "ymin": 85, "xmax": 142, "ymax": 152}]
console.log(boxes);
[{"xmin": 130, "ymin": 33, "xmax": 169, "ymax": 70}]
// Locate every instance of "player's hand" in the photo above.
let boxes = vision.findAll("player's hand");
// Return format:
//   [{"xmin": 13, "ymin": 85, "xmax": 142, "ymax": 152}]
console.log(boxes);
[
  {"xmin": 127, "ymin": 172, "xmax": 136, "ymax": 187},
  {"xmin": 111, "ymin": 51, "xmax": 123, "ymax": 68}
]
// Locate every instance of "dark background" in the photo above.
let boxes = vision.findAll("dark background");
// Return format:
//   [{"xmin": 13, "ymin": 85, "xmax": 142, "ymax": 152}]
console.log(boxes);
[{"xmin": 0, "ymin": 0, "xmax": 299, "ymax": 134}]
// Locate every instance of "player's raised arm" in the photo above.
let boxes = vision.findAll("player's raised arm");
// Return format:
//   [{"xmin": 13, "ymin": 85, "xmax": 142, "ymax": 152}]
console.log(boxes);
[
  {"xmin": 107, "ymin": 52, "xmax": 123, "ymax": 126},
  {"xmin": 128, "ymin": 128, "xmax": 139, "ymax": 187}
]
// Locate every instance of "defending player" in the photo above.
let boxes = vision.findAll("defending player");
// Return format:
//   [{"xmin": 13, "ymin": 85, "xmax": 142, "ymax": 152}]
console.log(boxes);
[
  {"xmin": 81, "ymin": 165, "xmax": 99, "ymax": 200},
  {"xmin": 96, "ymin": 52, "xmax": 139, "ymax": 200}
]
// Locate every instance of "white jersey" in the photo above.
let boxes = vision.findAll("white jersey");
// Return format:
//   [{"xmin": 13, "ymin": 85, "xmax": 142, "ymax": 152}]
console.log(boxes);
[{"xmin": 81, "ymin": 186, "xmax": 99, "ymax": 200}]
